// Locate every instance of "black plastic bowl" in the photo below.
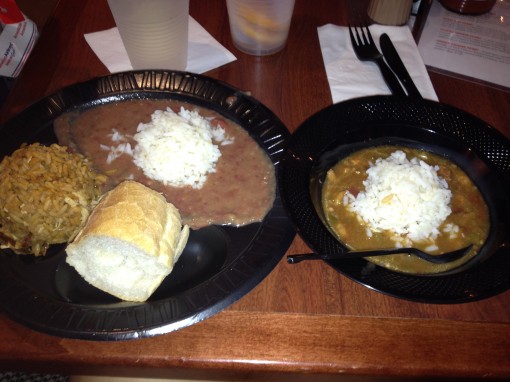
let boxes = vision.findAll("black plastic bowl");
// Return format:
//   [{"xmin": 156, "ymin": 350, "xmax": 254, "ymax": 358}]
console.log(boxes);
[{"xmin": 279, "ymin": 95, "xmax": 510, "ymax": 303}]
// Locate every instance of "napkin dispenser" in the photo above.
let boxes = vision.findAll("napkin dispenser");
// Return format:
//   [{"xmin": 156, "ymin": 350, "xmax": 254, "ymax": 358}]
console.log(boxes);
[{"xmin": 367, "ymin": 0, "xmax": 414, "ymax": 26}]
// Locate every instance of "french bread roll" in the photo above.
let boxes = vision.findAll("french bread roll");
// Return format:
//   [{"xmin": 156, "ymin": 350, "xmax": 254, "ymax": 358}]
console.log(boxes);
[{"xmin": 66, "ymin": 180, "xmax": 189, "ymax": 302}]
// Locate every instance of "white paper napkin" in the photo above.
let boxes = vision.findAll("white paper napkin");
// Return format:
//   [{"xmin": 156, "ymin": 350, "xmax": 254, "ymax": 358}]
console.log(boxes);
[
  {"xmin": 85, "ymin": 16, "xmax": 237, "ymax": 74},
  {"xmin": 318, "ymin": 24, "xmax": 438, "ymax": 103}
]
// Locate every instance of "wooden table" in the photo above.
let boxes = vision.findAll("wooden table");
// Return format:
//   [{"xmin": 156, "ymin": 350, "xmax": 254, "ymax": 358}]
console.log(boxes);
[{"xmin": 1, "ymin": 0, "xmax": 509, "ymax": 380}]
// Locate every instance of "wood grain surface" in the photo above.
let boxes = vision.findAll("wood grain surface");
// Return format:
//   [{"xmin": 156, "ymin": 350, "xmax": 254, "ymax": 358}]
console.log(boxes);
[{"xmin": 1, "ymin": 0, "xmax": 509, "ymax": 380}]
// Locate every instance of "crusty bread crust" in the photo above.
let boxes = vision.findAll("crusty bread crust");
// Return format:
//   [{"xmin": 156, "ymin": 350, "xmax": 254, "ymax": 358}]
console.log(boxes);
[{"xmin": 66, "ymin": 180, "xmax": 189, "ymax": 301}]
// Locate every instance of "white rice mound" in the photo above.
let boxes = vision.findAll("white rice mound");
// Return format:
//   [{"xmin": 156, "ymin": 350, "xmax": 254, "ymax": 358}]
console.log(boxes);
[
  {"xmin": 344, "ymin": 150, "xmax": 452, "ymax": 245},
  {"xmin": 133, "ymin": 107, "xmax": 232, "ymax": 189}
]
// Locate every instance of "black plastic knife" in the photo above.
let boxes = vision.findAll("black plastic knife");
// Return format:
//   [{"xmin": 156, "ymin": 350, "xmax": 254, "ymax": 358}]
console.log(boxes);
[{"xmin": 380, "ymin": 33, "xmax": 422, "ymax": 99}]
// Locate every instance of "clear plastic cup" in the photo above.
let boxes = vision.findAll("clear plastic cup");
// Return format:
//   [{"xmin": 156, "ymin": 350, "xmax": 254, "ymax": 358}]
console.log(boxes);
[
  {"xmin": 226, "ymin": 0, "xmax": 295, "ymax": 56},
  {"xmin": 107, "ymin": 0, "xmax": 189, "ymax": 70}
]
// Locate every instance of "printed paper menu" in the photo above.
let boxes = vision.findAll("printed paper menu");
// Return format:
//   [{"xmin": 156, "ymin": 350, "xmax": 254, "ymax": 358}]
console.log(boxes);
[{"xmin": 418, "ymin": 0, "xmax": 510, "ymax": 89}]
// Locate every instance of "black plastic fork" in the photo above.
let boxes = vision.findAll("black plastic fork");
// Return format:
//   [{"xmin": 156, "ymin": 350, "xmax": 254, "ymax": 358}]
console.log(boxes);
[
  {"xmin": 349, "ymin": 24, "xmax": 406, "ymax": 96},
  {"xmin": 287, "ymin": 245, "xmax": 473, "ymax": 265}
]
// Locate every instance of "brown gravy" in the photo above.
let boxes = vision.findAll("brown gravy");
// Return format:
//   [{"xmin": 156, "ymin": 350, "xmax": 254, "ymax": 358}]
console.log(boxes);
[{"xmin": 54, "ymin": 99, "xmax": 276, "ymax": 229}]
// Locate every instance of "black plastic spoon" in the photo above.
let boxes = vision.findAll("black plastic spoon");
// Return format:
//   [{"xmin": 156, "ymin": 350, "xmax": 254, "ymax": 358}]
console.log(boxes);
[{"xmin": 287, "ymin": 245, "xmax": 473, "ymax": 265}]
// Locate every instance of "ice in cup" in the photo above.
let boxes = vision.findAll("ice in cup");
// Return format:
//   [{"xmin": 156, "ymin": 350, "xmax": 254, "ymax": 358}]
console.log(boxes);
[
  {"xmin": 107, "ymin": 0, "xmax": 189, "ymax": 70},
  {"xmin": 226, "ymin": 0, "xmax": 295, "ymax": 56}
]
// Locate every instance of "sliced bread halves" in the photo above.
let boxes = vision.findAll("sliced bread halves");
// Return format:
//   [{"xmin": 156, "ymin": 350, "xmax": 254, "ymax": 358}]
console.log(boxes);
[{"xmin": 66, "ymin": 180, "xmax": 189, "ymax": 302}]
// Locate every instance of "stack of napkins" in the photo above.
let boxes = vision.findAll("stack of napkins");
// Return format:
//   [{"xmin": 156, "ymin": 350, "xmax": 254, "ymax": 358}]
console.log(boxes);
[
  {"xmin": 318, "ymin": 24, "xmax": 438, "ymax": 103},
  {"xmin": 85, "ymin": 16, "xmax": 237, "ymax": 74}
]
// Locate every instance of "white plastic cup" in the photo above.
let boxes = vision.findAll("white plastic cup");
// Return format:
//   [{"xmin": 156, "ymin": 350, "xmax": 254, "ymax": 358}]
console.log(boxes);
[
  {"xmin": 107, "ymin": 0, "xmax": 189, "ymax": 70},
  {"xmin": 226, "ymin": 0, "xmax": 295, "ymax": 56}
]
